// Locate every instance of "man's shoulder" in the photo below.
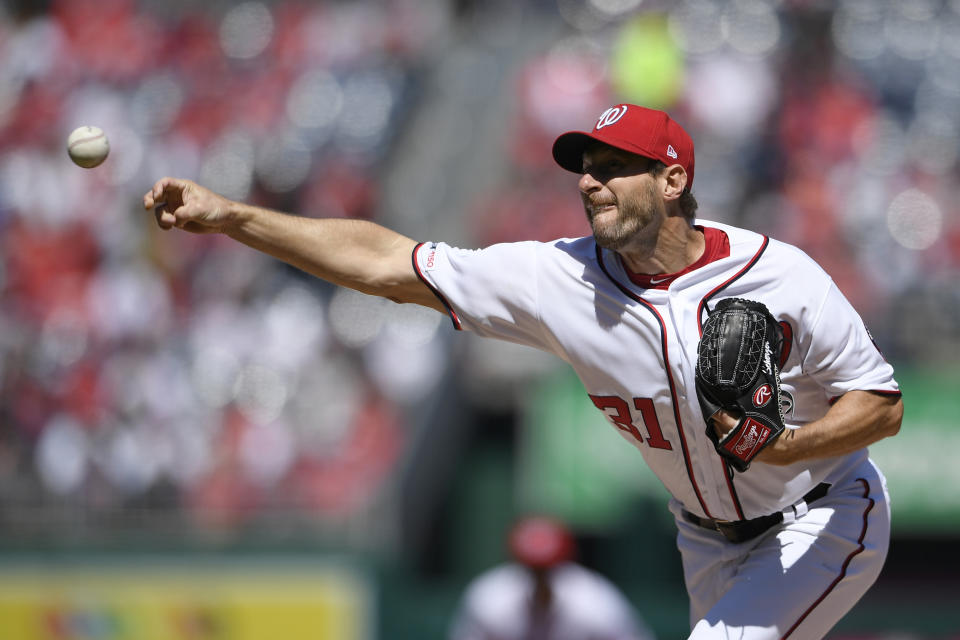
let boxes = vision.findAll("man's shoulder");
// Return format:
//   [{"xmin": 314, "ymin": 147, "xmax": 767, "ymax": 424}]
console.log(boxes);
[
  {"xmin": 697, "ymin": 218, "xmax": 767, "ymax": 248},
  {"xmin": 452, "ymin": 236, "xmax": 594, "ymax": 256},
  {"xmin": 696, "ymin": 219, "xmax": 822, "ymax": 269},
  {"xmin": 544, "ymin": 235, "xmax": 600, "ymax": 260},
  {"xmin": 495, "ymin": 236, "xmax": 599, "ymax": 268}
]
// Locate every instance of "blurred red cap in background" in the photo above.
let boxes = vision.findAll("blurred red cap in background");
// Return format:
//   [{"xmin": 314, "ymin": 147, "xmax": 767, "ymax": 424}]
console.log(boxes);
[{"xmin": 507, "ymin": 516, "xmax": 576, "ymax": 569}]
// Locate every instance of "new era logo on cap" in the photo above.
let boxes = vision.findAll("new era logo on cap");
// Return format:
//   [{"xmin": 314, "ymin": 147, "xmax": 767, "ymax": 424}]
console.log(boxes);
[{"xmin": 552, "ymin": 104, "xmax": 696, "ymax": 188}]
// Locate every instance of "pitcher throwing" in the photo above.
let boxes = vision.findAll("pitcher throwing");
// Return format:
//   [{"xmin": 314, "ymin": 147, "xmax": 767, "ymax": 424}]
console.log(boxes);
[{"xmin": 144, "ymin": 104, "xmax": 902, "ymax": 639}]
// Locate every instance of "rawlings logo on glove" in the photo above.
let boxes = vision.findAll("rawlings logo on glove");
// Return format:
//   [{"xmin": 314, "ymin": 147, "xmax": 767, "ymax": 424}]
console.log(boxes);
[{"xmin": 695, "ymin": 298, "xmax": 786, "ymax": 472}]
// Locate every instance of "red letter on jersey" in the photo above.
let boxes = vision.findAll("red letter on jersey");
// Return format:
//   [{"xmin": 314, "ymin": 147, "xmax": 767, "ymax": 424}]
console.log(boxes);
[
  {"xmin": 590, "ymin": 395, "xmax": 644, "ymax": 443},
  {"xmin": 633, "ymin": 397, "xmax": 673, "ymax": 450}
]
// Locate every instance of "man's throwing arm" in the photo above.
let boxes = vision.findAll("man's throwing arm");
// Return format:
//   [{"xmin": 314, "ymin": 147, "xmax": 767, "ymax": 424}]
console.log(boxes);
[{"xmin": 143, "ymin": 177, "xmax": 444, "ymax": 311}]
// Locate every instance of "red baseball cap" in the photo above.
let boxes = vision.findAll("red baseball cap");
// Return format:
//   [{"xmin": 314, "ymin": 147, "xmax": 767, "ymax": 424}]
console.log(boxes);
[
  {"xmin": 552, "ymin": 104, "xmax": 696, "ymax": 188},
  {"xmin": 507, "ymin": 516, "xmax": 576, "ymax": 569}
]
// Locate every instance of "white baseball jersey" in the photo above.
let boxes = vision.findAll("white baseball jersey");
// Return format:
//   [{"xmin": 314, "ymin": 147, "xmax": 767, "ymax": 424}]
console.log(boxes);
[
  {"xmin": 414, "ymin": 219, "xmax": 900, "ymax": 638},
  {"xmin": 414, "ymin": 219, "xmax": 898, "ymax": 520},
  {"xmin": 448, "ymin": 562, "xmax": 655, "ymax": 640}
]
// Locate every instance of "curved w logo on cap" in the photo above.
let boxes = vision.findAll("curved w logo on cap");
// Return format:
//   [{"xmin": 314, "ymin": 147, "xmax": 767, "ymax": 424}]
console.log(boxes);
[{"xmin": 595, "ymin": 105, "xmax": 628, "ymax": 130}]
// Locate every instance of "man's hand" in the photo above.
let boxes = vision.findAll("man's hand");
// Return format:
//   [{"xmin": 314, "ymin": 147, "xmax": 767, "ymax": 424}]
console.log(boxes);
[
  {"xmin": 143, "ymin": 177, "xmax": 234, "ymax": 234},
  {"xmin": 709, "ymin": 410, "xmax": 738, "ymax": 440},
  {"xmin": 710, "ymin": 410, "xmax": 794, "ymax": 465}
]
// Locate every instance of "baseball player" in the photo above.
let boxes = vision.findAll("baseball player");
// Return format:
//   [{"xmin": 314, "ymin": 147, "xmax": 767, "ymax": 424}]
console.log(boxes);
[
  {"xmin": 449, "ymin": 516, "xmax": 656, "ymax": 640},
  {"xmin": 143, "ymin": 103, "xmax": 903, "ymax": 639}
]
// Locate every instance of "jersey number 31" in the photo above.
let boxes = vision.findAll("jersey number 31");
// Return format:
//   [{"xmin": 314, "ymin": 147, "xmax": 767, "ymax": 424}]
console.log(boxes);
[{"xmin": 589, "ymin": 395, "xmax": 674, "ymax": 450}]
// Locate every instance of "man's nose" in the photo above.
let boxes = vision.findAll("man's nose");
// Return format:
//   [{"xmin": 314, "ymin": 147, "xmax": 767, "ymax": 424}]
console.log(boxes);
[{"xmin": 578, "ymin": 172, "xmax": 602, "ymax": 193}]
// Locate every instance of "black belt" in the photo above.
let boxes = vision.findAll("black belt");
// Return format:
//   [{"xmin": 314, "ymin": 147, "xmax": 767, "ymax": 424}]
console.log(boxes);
[{"xmin": 682, "ymin": 483, "xmax": 831, "ymax": 544}]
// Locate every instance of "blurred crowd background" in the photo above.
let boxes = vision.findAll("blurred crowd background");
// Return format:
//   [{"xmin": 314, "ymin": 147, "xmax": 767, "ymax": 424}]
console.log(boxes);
[{"xmin": 1, "ymin": 0, "xmax": 959, "ymax": 638}]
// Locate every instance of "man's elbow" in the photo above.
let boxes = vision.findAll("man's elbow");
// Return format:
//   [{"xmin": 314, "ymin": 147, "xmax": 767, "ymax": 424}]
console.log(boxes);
[
  {"xmin": 365, "ymin": 270, "xmax": 447, "ymax": 312},
  {"xmin": 881, "ymin": 396, "xmax": 904, "ymax": 438}
]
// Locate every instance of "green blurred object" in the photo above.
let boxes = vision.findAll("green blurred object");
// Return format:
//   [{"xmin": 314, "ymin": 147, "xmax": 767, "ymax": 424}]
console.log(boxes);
[
  {"xmin": 518, "ymin": 368, "xmax": 671, "ymax": 532},
  {"xmin": 868, "ymin": 364, "xmax": 960, "ymax": 534},
  {"xmin": 610, "ymin": 14, "xmax": 684, "ymax": 109}
]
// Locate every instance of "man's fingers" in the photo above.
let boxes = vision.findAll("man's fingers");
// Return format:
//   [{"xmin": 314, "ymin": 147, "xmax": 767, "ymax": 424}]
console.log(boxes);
[
  {"xmin": 172, "ymin": 203, "xmax": 195, "ymax": 228},
  {"xmin": 154, "ymin": 176, "xmax": 189, "ymax": 199},
  {"xmin": 144, "ymin": 177, "xmax": 218, "ymax": 233},
  {"xmin": 711, "ymin": 410, "xmax": 740, "ymax": 437},
  {"xmin": 145, "ymin": 177, "xmax": 196, "ymax": 231},
  {"xmin": 152, "ymin": 199, "xmax": 192, "ymax": 229},
  {"xmin": 154, "ymin": 202, "xmax": 176, "ymax": 229},
  {"xmin": 144, "ymin": 177, "xmax": 191, "ymax": 209},
  {"xmin": 153, "ymin": 203, "xmax": 192, "ymax": 230}
]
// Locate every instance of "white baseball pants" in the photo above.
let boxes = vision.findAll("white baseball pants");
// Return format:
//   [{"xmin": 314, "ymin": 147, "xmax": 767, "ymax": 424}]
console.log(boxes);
[{"xmin": 671, "ymin": 458, "xmax": 891, "ymax": 640}]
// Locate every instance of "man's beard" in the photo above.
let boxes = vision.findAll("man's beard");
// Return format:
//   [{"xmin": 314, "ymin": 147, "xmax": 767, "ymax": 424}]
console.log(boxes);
[{"xmin": 587, "ymin": 183, "xmax": 664, "ymax": 252}]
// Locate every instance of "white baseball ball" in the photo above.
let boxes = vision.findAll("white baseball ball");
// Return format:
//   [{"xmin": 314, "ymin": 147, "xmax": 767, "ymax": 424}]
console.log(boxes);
[{"xmin": 67, "ymin": 125, "xmax": 110, "ymax": 168}]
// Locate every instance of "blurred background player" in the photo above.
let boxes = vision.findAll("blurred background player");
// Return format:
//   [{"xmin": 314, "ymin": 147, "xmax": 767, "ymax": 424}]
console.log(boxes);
[{"xmin": 448, "ymin": 516, "xmax": 655, "ymax": 640}]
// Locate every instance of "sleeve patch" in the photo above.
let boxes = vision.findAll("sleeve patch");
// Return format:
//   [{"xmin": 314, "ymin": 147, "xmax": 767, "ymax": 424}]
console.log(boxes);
[{"xmin": 421, "ymin": 245, "xmax": 442, "ymax": 271}]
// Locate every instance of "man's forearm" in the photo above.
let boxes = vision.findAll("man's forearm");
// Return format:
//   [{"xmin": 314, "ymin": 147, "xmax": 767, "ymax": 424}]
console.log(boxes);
[
  {"xmin": 222, "ymin": 202, "xmax": 442, "ymax": 308},
  {"xmin": 758, "ymin": 390, "xmax": 903, "ymax": 465}
]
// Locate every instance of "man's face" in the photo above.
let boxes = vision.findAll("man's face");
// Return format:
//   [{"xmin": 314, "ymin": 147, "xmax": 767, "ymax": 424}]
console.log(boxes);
[{"xmin": 578, "ymin": 144, "xmax": 665, "ymax": 252}]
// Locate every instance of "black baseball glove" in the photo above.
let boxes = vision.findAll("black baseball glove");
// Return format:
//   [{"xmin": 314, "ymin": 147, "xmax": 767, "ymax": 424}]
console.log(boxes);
[{"xmin": 695, "ymin": 298, "xmax": 786, "ymax": 472}]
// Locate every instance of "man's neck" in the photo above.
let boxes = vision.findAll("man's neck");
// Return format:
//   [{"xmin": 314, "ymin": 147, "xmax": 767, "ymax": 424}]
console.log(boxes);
[{"xmin": 619, "ymin": 216, "xmax": 704, "ymax": 275}]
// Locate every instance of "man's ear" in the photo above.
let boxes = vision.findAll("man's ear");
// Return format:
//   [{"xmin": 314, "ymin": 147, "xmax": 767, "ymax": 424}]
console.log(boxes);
[{"xmin": 662, "ymin": 164, "xmax": 688, "ymax": 201}]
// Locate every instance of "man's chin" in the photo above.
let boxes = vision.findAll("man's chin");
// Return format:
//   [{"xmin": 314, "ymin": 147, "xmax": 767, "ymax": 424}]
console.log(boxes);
[
  {"xmin": 590, "ymin": 217, "xmax": 637, "ymax": 249},
  {"xmin": 591, "ymin": 230, "xmax": 630, "ymax": 251}
]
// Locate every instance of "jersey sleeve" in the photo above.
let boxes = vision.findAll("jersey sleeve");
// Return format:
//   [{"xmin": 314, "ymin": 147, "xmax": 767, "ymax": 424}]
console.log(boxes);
[
  {"xmin": 413, "ymin": 241, "xmax": 554, "ymax": 351},
  {"xmin": 801, "ymin": 281, "xmax": 900, "ymax": 399}
]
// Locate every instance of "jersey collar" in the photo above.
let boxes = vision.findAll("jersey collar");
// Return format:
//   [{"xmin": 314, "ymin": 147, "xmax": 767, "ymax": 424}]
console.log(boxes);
[{"xmin": 621, "ymin": 226, "xmax": 731, "ymax": 290}]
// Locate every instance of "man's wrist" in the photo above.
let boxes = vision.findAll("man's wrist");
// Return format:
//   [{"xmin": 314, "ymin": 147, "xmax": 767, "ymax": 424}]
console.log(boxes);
[
  {"xmin": 757, "ymin": 428, "xmax": 796, "ymax": 465},
  {"xmin": 221, "ymin": 200, "xmax": 257, "ymax": 236}
]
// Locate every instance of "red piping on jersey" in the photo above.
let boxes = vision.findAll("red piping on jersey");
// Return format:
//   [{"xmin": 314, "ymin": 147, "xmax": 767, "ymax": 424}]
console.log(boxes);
[
  {"xmin": 781, "ymin": 478, "xmax": 874, "ymax": 639},
  {"xmin": 595, "ymin": 244, "xmax": 714, "ymax": 519},
  {"xmin": 412, "ymin": 242, "xmax": 462, "ymax": 330},
  {"xmin": 696, "ymin": 234, "xmax": 770, "ymax": 519},
  {"xmin": 778, "ymin": 321, "xmax": 794, "ymax": 368},
  {"xmin": 723, "ymin": 466, "xmax": 745, "ymax": 520},
  {"xmin": 696, "ymin": 235, "xmax": 770, "ymax": 333}
]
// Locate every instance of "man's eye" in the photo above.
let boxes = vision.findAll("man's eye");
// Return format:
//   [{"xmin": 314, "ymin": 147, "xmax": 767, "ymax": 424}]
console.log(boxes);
[{"xmin": 583, "ymin": 159, "xmax": 622, "ymax": 175}]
